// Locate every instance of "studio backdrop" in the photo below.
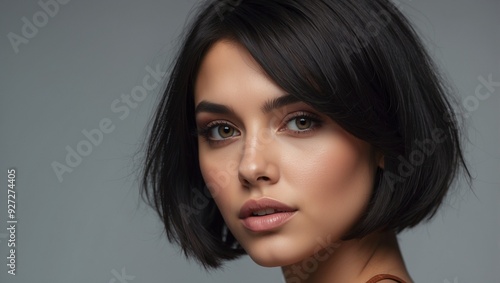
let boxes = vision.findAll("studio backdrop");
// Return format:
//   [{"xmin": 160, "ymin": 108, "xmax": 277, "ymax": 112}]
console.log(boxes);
[{"xmin": 1, "ymin": 0, "xmax": 499, "ymax": 282}]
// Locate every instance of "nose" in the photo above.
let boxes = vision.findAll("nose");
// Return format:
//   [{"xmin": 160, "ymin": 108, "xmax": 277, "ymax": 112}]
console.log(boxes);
[{"xmin": 238, "ymin": 135, "xmax": 279, "ymax": 188}]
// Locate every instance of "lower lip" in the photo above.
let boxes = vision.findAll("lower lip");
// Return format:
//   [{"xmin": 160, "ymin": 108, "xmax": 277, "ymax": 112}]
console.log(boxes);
[{"xmin": 241, "ymin": 212, "xmax": 297, "ymax": 232}]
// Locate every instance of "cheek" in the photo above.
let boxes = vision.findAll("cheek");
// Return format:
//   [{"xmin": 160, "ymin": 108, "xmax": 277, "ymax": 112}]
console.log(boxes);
[
  {"xmin": 198, "ymin": 149, "xmax": 239, "ymax": 214},
  {"xmin": 316, "ymin": 146, "xmax": 373, "ymax": 204},
  {"xmin": 282, "ymin": 133, "xmax": 376, "ymax": 231}
]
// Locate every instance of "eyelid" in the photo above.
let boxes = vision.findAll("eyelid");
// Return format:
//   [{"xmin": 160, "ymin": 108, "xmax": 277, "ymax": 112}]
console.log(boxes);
[
  {"xmin": 205, "ymin": 119, "xmax": 237, "ymax": 129},
  {"xmin": 279, "ymin": 111, "xmax": 323, "ymax": 132},
  {"xmin": 197, "ymin": 120, "xmax": 239, "ymax": 135},
  {"xmin": 196, "ymin": 120, "xmax": 240, "ymax": 144},
  {"xmin": 196, "ymin": 110, "xmax": 323, "ymax": 144}
]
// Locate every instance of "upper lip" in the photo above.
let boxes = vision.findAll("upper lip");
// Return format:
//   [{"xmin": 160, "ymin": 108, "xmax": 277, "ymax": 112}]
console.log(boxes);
[{"xmin": 238, "ymin": 197, "xmax": 297, "ymax": 219}]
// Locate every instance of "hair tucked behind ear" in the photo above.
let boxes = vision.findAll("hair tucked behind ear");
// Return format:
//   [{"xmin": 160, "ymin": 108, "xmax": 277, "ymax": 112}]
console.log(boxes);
[{"xmin": 140, "ymin": 0, "xmax": 471, "ymax": 269}]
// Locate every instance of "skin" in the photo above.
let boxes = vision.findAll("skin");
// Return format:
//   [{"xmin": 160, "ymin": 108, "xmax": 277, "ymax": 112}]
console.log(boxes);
[{"xmin": 194, "ymin": 40, "xmax": 412, "ymax": 283}]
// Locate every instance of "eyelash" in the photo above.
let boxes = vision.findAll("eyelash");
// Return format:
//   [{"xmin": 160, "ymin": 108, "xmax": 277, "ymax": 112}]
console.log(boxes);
[
  {"xmin": 196, "ymin": 121, "xmax": 239, "ymax": 146},
  {"xmin": 196, "ymin": 111, "xmax": 323, "ymax": 145},
  {"xmin": 281, "ymin": 112, "xmax": 323, "ymax": 134}
]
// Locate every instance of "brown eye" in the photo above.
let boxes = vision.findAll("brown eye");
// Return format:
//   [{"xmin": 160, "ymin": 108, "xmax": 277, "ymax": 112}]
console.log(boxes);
[
  {"xmin": 295, "ymin": 117, "xmax": 312, "ymax": 130},
  {"xmin": 286, "ymin": 116, "xmax": 316, "ymax": 131},
  {"xmin": 206, "ymin": 123, "xmax": 239, "ymax": 140},
  {"xmin": 217, "ymin": 125, "xmax": 235, "ymax": 138}
]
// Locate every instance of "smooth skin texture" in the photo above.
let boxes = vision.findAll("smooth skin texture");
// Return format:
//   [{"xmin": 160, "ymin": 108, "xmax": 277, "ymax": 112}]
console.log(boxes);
[{"xmin": 194, "ymin": 40, "xmax": 412, "ymax": 283}]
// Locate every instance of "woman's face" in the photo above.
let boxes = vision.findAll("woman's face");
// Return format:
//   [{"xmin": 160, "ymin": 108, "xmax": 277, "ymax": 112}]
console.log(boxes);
[{"xmin": 194, "ymin": 40, "xmax": 382, "ymax": 267}]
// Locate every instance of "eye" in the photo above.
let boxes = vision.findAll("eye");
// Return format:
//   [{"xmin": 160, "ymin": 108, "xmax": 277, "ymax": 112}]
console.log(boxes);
[
  {"xmin": 284, "ymin": 113, "xmax": 321, "ymax": 133},
  {"xmin": 287, "ymin": 116, "xmax": 313, "ymax": 131},
  {"xmin": 211, "ymin": 124, "xmax": 238, "ymax": 140},
  {"xmin": 198, "ymin": 121, "xmax": 240, "ymax": 142}
]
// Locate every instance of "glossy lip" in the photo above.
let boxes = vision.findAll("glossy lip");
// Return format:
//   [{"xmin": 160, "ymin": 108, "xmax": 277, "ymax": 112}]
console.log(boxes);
[
  {"xmin": 239, "ymin": 198, "xmax": 298, "ymax": 232},
  {"xmin": 239, "ymin": 197, "xmax": 297, "ymax": 219}
]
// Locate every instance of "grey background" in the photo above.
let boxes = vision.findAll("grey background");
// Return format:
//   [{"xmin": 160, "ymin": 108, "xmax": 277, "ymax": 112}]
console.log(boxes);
[{"xmin": 1, "ymin": 0, "xmax": 498, "ymax": 282}]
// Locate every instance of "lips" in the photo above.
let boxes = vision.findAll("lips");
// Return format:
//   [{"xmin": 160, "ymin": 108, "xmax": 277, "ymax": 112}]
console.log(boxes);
[
  {"xmin": 239, "ymin": 198, "xmax": 297, "ymax": 219},
  {"xmin": 239, "ymin": 198, "xmax": 297, "ymax": 232}
]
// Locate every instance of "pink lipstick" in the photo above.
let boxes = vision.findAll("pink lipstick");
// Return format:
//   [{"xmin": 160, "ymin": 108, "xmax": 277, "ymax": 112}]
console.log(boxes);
[{"xmin": 239, "ymin": 198, "xmax": 297, "ymax": 232}]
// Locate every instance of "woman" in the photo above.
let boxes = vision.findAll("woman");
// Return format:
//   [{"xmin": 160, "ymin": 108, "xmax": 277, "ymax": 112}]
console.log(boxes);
[{"xmin": 140, "ymin": 0, "xmax": 470, "ymax": 282}]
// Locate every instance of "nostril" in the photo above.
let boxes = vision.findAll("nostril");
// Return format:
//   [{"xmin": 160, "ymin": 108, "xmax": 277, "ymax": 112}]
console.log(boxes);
[
  {"xmin": 242, "ymin": 178, "xmax": 251, "ymax": 186},
  {"xmin": 257, "ymin": 176, "xmax": 270, "ymax": 181}
]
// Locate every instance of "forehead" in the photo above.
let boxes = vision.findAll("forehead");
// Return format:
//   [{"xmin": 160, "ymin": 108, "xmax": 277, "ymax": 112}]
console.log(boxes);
[{"xmin": 194, "ymin": 40, "xmax": 285, "ymax": 106}]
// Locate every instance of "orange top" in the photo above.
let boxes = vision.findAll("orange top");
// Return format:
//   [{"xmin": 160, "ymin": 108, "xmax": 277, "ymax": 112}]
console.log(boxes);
[{"xmin": 366, "ymin": 274, "xmax": 407, "ymax": 283}]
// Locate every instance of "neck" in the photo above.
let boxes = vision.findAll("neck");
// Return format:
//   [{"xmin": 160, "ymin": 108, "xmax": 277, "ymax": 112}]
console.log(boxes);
[{"xmin": 281, "ymin": 231, "xmax": 409, "ymax": 283}]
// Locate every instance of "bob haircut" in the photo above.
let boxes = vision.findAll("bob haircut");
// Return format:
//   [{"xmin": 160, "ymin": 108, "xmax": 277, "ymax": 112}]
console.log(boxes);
[{"xmin": 141, "ymin": 0, "xmax": 470, "ymax": 269}]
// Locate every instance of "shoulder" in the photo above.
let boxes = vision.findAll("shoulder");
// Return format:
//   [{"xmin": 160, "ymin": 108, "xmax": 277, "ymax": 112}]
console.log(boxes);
[{"xmin": 365, "ymin": 273, "xmax": 410, "ymax": 283}]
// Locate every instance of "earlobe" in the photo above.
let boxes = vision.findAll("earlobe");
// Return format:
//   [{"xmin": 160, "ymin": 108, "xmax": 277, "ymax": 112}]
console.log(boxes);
[{"xmin": 376, "ymin": 152, "xmax": 384, "ymax": 169}]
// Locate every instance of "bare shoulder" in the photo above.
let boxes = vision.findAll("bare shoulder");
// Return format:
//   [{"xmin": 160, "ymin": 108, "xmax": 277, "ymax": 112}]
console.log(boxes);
[
  {"xmin": 365, "ymin": 277, "xmax": 413, "ymax": 283},
  {"xmin": 363, "ymin": 272, "xmax": 413, "ymax": 283}
]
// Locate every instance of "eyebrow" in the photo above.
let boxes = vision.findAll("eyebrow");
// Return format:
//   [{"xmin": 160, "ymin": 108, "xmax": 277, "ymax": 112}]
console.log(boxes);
[{"xmin": 195, "ymin": 94, "xmax": 301, "ymax": 115}]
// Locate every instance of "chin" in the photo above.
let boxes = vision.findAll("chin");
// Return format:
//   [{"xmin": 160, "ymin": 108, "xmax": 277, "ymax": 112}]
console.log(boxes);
[
  {"xmin": 242, "ymin": 237, "xmax": 318, "ymax": 267},
  {"xmin": 247, "ymin": 252, "xmax": 303, "ymax": 268}
]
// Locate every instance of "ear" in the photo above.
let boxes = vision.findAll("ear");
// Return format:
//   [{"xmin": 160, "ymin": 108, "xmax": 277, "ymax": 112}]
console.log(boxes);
[{"xmin": 375, "ymin": 151, "xmax": 384, "ymax": 169}]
